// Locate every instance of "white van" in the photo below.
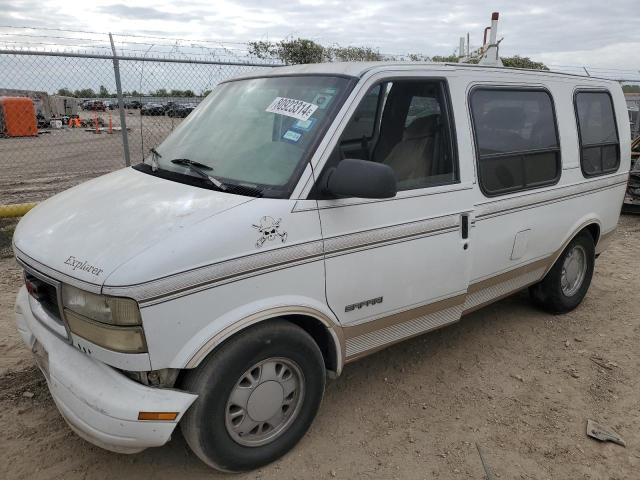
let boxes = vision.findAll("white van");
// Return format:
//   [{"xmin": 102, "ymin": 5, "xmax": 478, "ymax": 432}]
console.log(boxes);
[{"xmin": 13, "ymin": 62, "xmax": 630, "ymax": 471}]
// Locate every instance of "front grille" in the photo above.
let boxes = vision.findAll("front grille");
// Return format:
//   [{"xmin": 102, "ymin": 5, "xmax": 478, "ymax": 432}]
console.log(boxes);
[{"xmin": 24, "ymin": 272, "xmax": 62, "ymax": 322}]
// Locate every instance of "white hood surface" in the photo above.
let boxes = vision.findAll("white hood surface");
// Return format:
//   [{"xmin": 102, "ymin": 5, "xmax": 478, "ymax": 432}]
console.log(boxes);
[{"xmin": 13, "ymin": 168, "xmax": 253, "ymax": 286}]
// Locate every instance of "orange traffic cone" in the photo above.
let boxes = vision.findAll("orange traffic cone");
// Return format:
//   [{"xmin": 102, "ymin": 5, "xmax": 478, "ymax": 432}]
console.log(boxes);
[{"xmin": 108, "ymin": 113, "xmax": 113, "ymax": 134}]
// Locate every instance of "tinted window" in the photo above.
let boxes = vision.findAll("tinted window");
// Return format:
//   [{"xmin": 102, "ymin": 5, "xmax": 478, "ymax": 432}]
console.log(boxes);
[
  {"xmin": 575, "ymin": 91, "xmax": 619, "ymax": 176},
  {"xmin": 470, "ymin": 88, "xmax": 561, "ymax": 195},
  {"xmin": 329, "ymin": 80, "xmax": 457, "ymax": 192}
]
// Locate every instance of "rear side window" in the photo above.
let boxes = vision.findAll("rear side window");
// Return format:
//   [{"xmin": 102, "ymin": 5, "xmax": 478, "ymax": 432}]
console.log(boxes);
[
  {"xmin": 470, "ymin": 88, "xmax": 561, "ymax": 196},
  {"xmin": 574, "ymin": 91, "xmax": 619, "ymax": 177}
]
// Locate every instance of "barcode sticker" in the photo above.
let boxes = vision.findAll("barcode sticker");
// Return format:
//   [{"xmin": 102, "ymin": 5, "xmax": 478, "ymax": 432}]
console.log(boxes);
[{"xmin": 266, "ymin": 97, "xmax": 318, "ymax": 121}]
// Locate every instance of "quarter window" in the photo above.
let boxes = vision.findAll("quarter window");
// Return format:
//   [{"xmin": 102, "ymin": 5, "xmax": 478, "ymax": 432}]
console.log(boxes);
[
  {"xmin": 470, "ymin": 88, "xmax": 561, "ymax": 196},
  {"xmin": 575, "ymin": 91, "xmax": 619, "ymax": 177}
]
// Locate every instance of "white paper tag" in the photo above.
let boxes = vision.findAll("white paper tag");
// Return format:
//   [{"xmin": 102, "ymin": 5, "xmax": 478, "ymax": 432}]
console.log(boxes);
[{"xmin": 266, "ymin": 97, "xmax": 318, "ymax": 121}]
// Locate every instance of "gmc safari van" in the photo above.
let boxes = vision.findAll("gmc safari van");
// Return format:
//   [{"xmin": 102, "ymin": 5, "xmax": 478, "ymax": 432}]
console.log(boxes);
[{"xmin": 13, "ymin": 62, "xmax": 630, "ymax": 471}]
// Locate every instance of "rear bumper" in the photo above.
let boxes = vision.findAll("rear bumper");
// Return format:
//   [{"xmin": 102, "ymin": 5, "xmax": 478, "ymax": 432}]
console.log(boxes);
[{"xmin": 15, "ymin": 286, "xmax": 197, "ymax": 454}]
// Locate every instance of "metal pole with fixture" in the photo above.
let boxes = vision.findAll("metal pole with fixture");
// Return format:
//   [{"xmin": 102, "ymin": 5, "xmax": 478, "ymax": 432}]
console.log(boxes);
[{"xmin": 479, "ymin": 12, "xmax": 504, "ymax": 66}]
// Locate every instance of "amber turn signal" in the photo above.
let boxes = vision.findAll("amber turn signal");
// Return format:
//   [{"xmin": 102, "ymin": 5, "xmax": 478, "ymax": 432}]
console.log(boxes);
[{"xmin": 137, "ymin": 412, "xmax": 178, "ymax": 421}]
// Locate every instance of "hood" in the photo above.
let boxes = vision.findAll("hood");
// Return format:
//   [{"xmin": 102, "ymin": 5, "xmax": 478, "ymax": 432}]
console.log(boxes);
[{"xmin": 13, "ymin": 167, "xmax": 253, "ymax": 286}]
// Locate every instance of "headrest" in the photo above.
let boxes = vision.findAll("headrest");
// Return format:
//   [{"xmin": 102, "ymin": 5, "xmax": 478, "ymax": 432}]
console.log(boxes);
[
  {"xmin": 403, "ymin": 115, "xmax": 439, "ymax": 140},
  {"xmin": 481, "ymin": 107, "xmax": 525, "ymax": 131}
]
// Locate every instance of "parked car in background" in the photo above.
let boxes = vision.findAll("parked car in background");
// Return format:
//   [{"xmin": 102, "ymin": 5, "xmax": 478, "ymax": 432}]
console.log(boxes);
[
  {"xmin": 13, "ymin": 62, "xmax": 630, "ymax": 472},
  {"xmin": 103, "ymin": 101, "xmax": 115, "ymax": 110},
  {"xmin": 166, "ymin": 103, "xmax": 196, "ymax": 118},
  {"xmin": 162, "ymin": 101, "xmax": 177, "ymax": 113},
  {"xmin": 124, "ymin": 100, "xmax": 142, "ymax": 109},
  {"xmin": 141, "ymin": 103, "xmax": 165, "ymax": 116},
  {"xmin": 86, "ymin": 101, "xmax": 106, "ymax": 112}
]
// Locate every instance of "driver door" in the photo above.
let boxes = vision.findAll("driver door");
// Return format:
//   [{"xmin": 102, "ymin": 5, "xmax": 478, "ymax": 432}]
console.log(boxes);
[{"xmin": 313, "ymin": 73, "xmax": 474, "ymax": 360}]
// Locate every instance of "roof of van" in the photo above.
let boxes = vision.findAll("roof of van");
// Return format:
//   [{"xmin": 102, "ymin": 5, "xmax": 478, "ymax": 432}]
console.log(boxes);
[{"xmin": 230, "ymin": 61, "xmax": 617, "ymax": 84}]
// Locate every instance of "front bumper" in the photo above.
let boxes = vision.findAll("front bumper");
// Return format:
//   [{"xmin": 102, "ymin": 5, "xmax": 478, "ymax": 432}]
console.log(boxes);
[{"xmin": 15, "ymin": 286, "xmax": 197, "ymax": 453}]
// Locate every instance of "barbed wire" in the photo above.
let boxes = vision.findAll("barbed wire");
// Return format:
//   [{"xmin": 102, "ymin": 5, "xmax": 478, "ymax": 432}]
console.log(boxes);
[
  {"xmin": 0, "ymin": 25, "xmax": 638, "ymax": 82},
  {"xmin": 0, "ymin": 25, "xmax": 248, "ymax": 46}
]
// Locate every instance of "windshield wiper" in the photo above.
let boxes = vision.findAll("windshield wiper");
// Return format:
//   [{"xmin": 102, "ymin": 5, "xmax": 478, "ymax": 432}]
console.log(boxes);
[{"xmin": 170, "ymin": 158, "xmax": 228, "ymax": 191}]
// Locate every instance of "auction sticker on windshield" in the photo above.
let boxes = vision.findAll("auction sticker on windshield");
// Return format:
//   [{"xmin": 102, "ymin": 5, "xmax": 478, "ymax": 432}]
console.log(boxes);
[{"xmin": 266, "ymin": 97, "xmax": 318, "ymax": 121}]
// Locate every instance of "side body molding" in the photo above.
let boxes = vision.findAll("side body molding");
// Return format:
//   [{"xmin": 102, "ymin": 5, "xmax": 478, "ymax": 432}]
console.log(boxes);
[{"xmin": 180, "ymin": 217, "xmax": 609, "ymax": 377}]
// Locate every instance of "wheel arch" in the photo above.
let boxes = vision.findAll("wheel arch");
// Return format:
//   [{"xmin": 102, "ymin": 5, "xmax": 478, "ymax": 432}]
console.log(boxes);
[
  {"xmin": 544, "ymin": 217, "xmax": 602, "ymax": 276},
  {"xmin": 183, "ymin": 307, "xmax": 345, "ymax": 377}
]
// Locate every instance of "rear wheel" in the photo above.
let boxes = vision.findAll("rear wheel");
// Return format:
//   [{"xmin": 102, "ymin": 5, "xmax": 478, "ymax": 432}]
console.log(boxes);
[
  {"xmin": 529, "ymin": 231, "xmax": 595, "ymax": 313},
  {"xmin": 180, "ymin": 320, "xmax": 326, "ymax": 472}
]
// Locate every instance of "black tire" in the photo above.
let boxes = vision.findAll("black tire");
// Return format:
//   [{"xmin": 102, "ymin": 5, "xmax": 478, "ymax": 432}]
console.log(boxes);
[
  {"xmin": 529, "ymin": 231, "xmax": 595, "ymax": 314},
  {"xmin": 180, "ymin": 320, "xmax": 326, "ymax": 472}
]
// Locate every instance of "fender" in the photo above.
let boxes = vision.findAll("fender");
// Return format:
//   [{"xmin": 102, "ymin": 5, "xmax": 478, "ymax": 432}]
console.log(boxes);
[
  {"xmin": 543, "ymin": 216, "xmax": 603, "ymax": 277},
  {"xmin": 180, "ymin": 303, "xmax": 345, "ymax": 375}
]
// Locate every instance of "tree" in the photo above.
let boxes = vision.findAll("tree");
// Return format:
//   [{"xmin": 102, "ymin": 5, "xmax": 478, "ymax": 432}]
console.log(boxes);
[
  {"xmin": 247, "ymin": 38, "xmax": 549, "ymax": 70},
  {"xmin": 623, "ymin": 85, "xmax": 640, "ymax": 93},
  {"xmin": 99, "ymin": 85, "xmax": 110, "ymax": 97},
  {"xmin": 154, "ymin": 88, "xmax": 169, "ymax": 97},
  {"xmin": 501, "ymin": 55, "xmax": 548, "ymax": 70},
  {"xmin": 183, "ymin": 89, "xmax": 195, "ymax": 97},
  {"xmin": 431, "ymin": 54, "xmax": 459, "ymax": 63},
  {"xmin": 57, "ymin": 88, "xmax": 75, "ymax": 97},
  {"xmin": 249, "ymin": 38, "xmax": 324, "ymax": 64},
  {"xmin": 326, "ymin": 46, "xmax": 383, "ymax": 62},
  {"xmin": 74, "ymin": 88, "xmax": 96, "ymax": 98}
]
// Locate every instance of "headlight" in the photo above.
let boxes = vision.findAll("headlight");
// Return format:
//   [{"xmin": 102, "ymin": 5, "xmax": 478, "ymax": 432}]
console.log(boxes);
[
  {"xmin": 61, "ymin": 285, "xmax": 147, "ymax": 353},
  {"xmin": 61, "ymin": 284, "xmax": 141, "ymax": 326}
]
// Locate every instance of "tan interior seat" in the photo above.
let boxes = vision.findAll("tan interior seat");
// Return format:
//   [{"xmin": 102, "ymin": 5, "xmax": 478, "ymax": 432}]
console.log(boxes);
[{"xmin": 383, "ymin": 115, "xmax": 439, "ymax": 184}]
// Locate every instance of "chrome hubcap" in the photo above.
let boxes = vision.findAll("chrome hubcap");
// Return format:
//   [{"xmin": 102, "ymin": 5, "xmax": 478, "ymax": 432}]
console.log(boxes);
[
  {"xmin": 561, "ymin": 245, "xmax": 587, "ymax": 297},
  {"xmin": 225, "ymin": 357, "xmax": 304, "ymax": 447}
]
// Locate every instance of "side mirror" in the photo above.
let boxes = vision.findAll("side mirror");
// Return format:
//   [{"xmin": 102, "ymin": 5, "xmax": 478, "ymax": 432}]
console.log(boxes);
[{"xmin": 324, "ymin": 158, "xmax": 397, "ymax": 199}]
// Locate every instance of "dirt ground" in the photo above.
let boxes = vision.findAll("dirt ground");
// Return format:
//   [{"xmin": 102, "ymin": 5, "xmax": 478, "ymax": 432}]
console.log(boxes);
[
  {"xmin": 0, "ymin": 110, "xmax": 181, "ymax": 205},
  {"xmin": 0, "ymin": 215, "xmax": 638, "ymax": 480}
]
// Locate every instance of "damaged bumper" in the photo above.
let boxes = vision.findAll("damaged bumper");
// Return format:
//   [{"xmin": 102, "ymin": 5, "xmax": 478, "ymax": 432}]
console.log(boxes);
[{"xmin": 14, "ymin": 286, "xmax": 197, "ymax": 454}]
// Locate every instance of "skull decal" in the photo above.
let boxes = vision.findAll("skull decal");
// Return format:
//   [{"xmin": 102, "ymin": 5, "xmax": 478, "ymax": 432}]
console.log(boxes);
[{"xmin": 252, "ymin": 216, "xmax": 288, "ymax": 248}]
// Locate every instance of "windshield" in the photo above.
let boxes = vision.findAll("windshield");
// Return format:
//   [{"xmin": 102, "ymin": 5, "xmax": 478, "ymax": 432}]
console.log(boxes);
[{"xmin": 148, "ymin": 75, "xmax": 352, "ymax": 197}]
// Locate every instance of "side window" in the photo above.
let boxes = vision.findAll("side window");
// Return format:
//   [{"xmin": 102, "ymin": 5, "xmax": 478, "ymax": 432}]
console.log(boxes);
[
  {"xmin": 574, "ymin": 91, "xmax": 620, "ymax": 177},
  {"xmin": 330, "ymin": 79, "xmax": 457, "ymax": 192},
  {"xmin": 470, "ymin": 88, "xmax": 561, "ymax": 196}
]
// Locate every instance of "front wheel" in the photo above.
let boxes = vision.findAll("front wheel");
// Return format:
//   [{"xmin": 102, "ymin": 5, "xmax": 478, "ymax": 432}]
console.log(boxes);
[
  {"xmin": 180, "ymin": 320, "xmax": 326, "ymax": 472},
  {"xmin": 529, "ymin": 231, "xmax": 595, "ymax": 313}
]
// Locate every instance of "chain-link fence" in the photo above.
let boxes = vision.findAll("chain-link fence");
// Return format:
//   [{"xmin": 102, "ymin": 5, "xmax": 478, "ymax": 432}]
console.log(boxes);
[
  {"xmin": 0, "ymin": 46, "xmax": 279, "ymax": 212},
  {"xmin": 2, "ymin": 28, "xmax": 639, "ymax": 216}
]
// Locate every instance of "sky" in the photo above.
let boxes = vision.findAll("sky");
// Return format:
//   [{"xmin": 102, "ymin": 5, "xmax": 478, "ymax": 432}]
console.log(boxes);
[
  {"xmin": 1, "ymin": 0, "xmax": 639, "ymax": 67},
  {"xmin": 1, "ymin": 0, "xmax": 639, "ymax": 83}
]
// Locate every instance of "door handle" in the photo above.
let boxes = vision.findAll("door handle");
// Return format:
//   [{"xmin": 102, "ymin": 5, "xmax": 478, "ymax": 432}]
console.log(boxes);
[{"xmin": 461, "ymin": 213, "xmax": 469, "ymax": 240}]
